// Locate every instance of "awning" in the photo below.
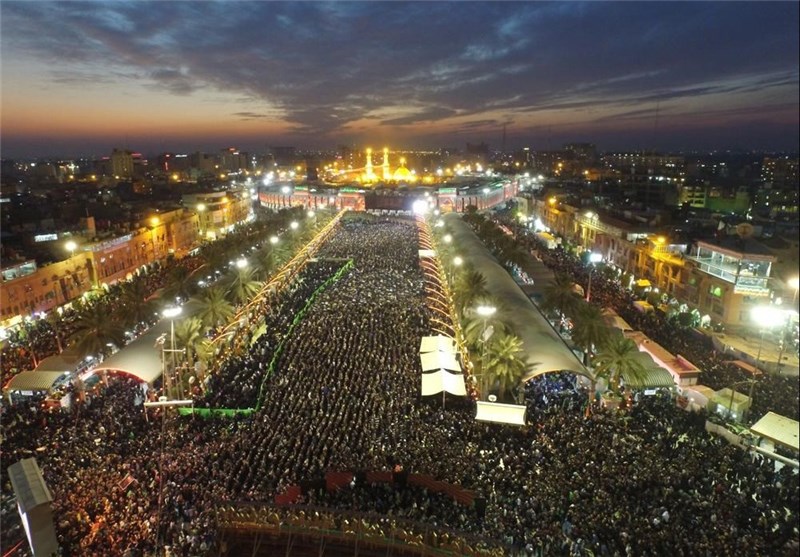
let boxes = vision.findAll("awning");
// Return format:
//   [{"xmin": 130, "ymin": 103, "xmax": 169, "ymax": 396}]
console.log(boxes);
[
  {"xmin": 750, "ymin": 412, "xmax": 800, "ymax": 452},
  {"xmin": 635, "ymin": 279, "xmax": 652, "ymax": 288},
  {"xmin": 420, "ymin": 351, "xmax": 461, "ymax": 373},
  {"xmin": 421, "ymin": 370, "xmax": 466, "ymax": 396},
  {"xmin": 91, "ymin": 319, "xmax": 172, "ymax": 384},
  {"xmin": 34, "ymin": 348, "xmax": 85, "ymax": 373},
  {"xmin": 5, "ymin": 371, "xmax": 66, "ymax": 392},
  {"xmin": 419, "ymin": 335, "xmax": 457, "ymax": 354},
  {"xmin": 475, "ymin": 401, "xmax": 527, "ymax": 425},
  {"xmin": 622, "ymin": 366, "xmax": 675, "ymax": 389}
]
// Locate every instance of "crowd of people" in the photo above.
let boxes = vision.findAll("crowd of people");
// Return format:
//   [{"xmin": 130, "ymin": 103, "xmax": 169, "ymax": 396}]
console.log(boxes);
[{"xmin": 1, "ymin": 214, "xmax": 798, "ymax": 556}]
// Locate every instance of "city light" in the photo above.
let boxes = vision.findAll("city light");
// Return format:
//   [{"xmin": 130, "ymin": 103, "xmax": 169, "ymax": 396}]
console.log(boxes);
[
  {"xmin": 290, "ymin": 221, "xmax": 299, "ymax": 230},
  {"xmin": 162, "ymin": 307, "xmax": 182, "ymax": 319},
  {"xmin": 270, "ymin": 236, "xmax": 279, "ymax": 244},
  {"xmin": 476, "ymin": 305, "xmax": 497, "ymax": 317},
  {"xmin": 235, "ymin": 258, "xmax": 248, "ymax": 269}
]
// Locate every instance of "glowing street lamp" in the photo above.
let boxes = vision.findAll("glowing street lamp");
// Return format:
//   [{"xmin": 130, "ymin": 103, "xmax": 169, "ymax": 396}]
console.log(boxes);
[
  {"xmin": 789, "ymin": 277, "xmax": 799, "ymax": 305},
  {"xmin": 270, "ymin": 235, "xmax": 279, "ymax": 245},
  {"xmin": 586, "ymin": 252, "xmax": 602, "ymax": 302},
  {"xmin": 443, "ymin": 234, "xmax": 452, "ymax": 244},
  {"xmin": 65, "ymin": 240, "xmax": 77, "ymax": 257},
  {"xmin": 751, "ymin": 305, "xmax": 782, "ymax": 369},
  {"xmin": 162, "ymin": 306, "xmax": 183, "ymax": 399},
  {"xmin": 235, "ymin": 258, "xmax": 248, "ymax": 269},
  {"xmin": 290, "ymin": 221, "xmax": 299, "ymax": 230}
]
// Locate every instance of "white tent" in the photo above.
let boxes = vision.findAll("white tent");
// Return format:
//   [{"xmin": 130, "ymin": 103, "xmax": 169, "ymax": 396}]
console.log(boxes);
[
  {"xmin": 419, "ymin": 351, "xmax": 461, "ymax": 373},
  {"xmin": 421, "ymin": 370, "xmax": 467, "ymax": 397},
  {"xmin": 475, "ymin": 401, "xmax": 527, "ymax": 426},
  {"xmin": 419, "ymin": 335, "xmax": 457, "ymax": 354}
]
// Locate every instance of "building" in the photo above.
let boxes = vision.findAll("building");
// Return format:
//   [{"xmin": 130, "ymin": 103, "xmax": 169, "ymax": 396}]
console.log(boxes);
[
  {"xmin": 182, "ymin": 189, "xmax": 251, "ymax": 241},
  {"xmin": 111, "ymin": 148, "xmax": 133, "ymax": 179},
  {"xmin": 680, "ymin": 238, "xmax": 775, "ymax": 326},
  {"xmin": 530, "ymin": 197, "xmax": 779, "ymax": 327},
  {"xmin": 0, "ymin": 210, "xmax": 200, "ymax": 328}
]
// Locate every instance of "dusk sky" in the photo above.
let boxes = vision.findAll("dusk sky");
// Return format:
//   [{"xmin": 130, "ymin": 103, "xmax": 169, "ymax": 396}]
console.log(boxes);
[{"xmin": 1, "ymin": 1, "xmax": 798, "ymax": 158}]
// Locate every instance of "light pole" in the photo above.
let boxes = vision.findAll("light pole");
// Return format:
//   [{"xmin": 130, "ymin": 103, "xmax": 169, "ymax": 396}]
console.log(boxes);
[
  {"xmin": 585, "ymin": 252, "xmax": 602, "ymax": 302},
  {"xmin": 162, "ymin": 306, "xmax": 183, "ymax": 399},
  {"xmin": 776, "ymin": 309, "xmax": 797, "ymax": 372},
  {"xmin": 751, "ymin": 305, "xmax": 781, "ymax": 371},
  {"xmin": 725, "ymin": 378, "xmax": 758, "ymax": 423},
  {"xmin": 476, "ymin": 305, "xmax": 496, "ymax": 396}
]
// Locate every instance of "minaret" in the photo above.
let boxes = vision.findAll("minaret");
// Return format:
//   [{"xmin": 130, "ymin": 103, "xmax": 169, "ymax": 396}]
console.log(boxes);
[
  {"xmin": 382, "ymin": 147, "xmax": 390, "ymax": 181},
  {"xmin": 365, "ymin": 147, "xmax": 374, "ymax": 180}
]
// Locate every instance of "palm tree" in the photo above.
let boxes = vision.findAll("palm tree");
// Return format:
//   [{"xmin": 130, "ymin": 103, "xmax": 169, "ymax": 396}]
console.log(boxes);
[
  {"xmin": 570, "ymin": 302, "xmax": 612, "ymax": 366},
  {"xmin": 118, "ymin": 279, "xmax": 158, "ymax": 330},
  {"xmin": 483, "ymin": 333, "xmax": 530, "ymax": 401},
  {"xmin": 224, "ymin": 266, "xmax": 262, "ymax": 305},
  {"xmin": 461, "ymin": 299, "xmax": 513, "ymax": 350},
  {"xmin": 189, "ymin": 286, "xmax": 235, "ymax": 330},
  {"xmin": 453, "ymin": 268, "xmax": 489, "ymax": 317},
  {"xmin": 592, "ymin": 336, "xmax": 649, "ymax": 396},
  {"xmin": 172, "ymin": 317, "xmax": 206, "ymax": 369},
  {"xmin": 541, "ymin": 274, "xmax": 583, "ymax": 332},
  {"xmin": 68, "ymin": 302, "xmax": 126, "ymax": 359},
  {"xmin": 162, "ymin": 265, "xmax": 201, "ymax": 303}
]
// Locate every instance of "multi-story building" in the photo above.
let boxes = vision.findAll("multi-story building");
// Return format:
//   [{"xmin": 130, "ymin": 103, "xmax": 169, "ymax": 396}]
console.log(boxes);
[
  {"xmin": 0, "ymin": 210, "xmax": 200, "ymax": 328},
  {"xmin": 182, "ymin": 189, "xmax": 252, "ymax": 241},
  {"xmin": 680, "ymin": 238, "xmax": 775, "ymax": 326},
  {"xmin": 530, "ymin": 197, "xmax": 780, "ymax": 327},
  {"xmin": 111, "ymin": 148, "xmax": 133, "ymax": 179}
]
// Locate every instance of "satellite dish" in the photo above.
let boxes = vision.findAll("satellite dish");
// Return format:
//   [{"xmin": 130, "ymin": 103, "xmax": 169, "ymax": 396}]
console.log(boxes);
[{"xmin": 735, "ymin": 223, "xmax": 754, "ymax": 239}]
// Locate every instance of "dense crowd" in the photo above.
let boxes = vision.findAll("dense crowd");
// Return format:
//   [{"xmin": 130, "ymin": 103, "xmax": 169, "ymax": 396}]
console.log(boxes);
[{"xmin": 2, "ymin": 216, "xmax": 798, "ymax": 556}]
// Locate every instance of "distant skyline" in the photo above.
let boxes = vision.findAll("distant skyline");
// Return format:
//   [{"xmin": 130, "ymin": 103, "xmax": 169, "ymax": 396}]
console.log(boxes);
[{"xmin": 1, "ymin": 1, "xmax": 798, "ymax": 158}]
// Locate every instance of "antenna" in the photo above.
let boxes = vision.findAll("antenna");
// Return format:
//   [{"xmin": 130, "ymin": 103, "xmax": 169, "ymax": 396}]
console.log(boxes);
[
  {"xmin": 651, "ymin": 100, "xmax": 660, "ymax": 154},
  {"xmin": 502, "ymin": 124, "xmax": 507, "ymax": 154}
]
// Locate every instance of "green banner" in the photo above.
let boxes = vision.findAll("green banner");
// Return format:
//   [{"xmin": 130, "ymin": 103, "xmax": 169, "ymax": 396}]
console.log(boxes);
[{"xmin": 254, "ymin": 259, "xmax": 354, "ymax": 411}]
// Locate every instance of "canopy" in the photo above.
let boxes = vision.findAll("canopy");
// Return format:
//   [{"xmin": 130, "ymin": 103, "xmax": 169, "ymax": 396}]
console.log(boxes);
[
  {"xmin": 635, "ymin": 279, "xmax": 652, "ymax": 288},
  {"xmin": 34, "ymin": 348, "xmax": 85, "ymax": 374},
  {"xmin": 5, "ymin": 371, "xmax": 65, "ymax": 392},
  {"xmin": 443, "ymin": 214, "xmax": 589, "ymax": 379},
  {"xmin": 602, "ymin": 308, "xmax": 634, "ymax": 332},
  {"xmin": 419, "ymin": 335, "xmax": 457, "ymax": 354},
  {"xmin": 419, "ymin": 351, "xmax": 461, "ymax": 373},
  {"xmin": 421, "ymin": 370, "xmax": 467, "ymax": 396},
  {"xmin": 622, "ymin": 366, "xmax": 675, "ymax": 389},
  {"xmin": 750, "ymin": 412, "xmax": 800, "ymax": 452},
  {"xmin": 91, "ymin": 319, "xmax": 172, "ymax": 384},
  {"xmin": 475, "ymin": 401, "xmax": 527, "ymax": 426}
]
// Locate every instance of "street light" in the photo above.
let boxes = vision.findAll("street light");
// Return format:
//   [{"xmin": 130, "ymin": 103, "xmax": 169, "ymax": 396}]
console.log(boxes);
[
  {"xmin": 443, "ymin": 234, "xmax": 452, "ymax": 244},
  {"xmin": 270, "ymin": 235, "xmax": 279, "ymax": 245},
  {"xmin": 162, "ymin": 306, "xmax": 182, "ymax": 399},
  {"xmin": 65, "ymin": 240, "xmax": 77, "ymax": 257},
  {"xmin": 235, "ymin": 258, "xmax": 248, "ymax": 269},
  {"xmin": 751, "ymin": 305, "xmax": 782, "ymax": 370},
  {"xmin": 290, "ymin": 221, "xmax": 299, "ymax": 230},
  {"xmin": 585, "ymin": 252, "xmax": 602, "ymax": 302},
  {"xmin": 789, "ymin": 277, "xmax": 799, "ymax": 306}
]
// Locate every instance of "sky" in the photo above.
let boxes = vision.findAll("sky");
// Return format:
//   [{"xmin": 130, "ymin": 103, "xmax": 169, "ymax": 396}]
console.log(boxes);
[{"xmin": 1, "ymin": 1, "xmax": 798, "ymax": 158}]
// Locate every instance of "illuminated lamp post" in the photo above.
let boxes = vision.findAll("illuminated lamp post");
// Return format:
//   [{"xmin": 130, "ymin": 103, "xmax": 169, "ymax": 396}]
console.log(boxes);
[
  {"xmin": 751, "ymin": 305, "xmax": 781, "ymax": 371},
  {"xmin": 162, "ymin": 306, "xmax": 183, "ymax": 399},
  {"xmin": 585, "ymin": 252, "xmax": 603, "ymax": 302}
]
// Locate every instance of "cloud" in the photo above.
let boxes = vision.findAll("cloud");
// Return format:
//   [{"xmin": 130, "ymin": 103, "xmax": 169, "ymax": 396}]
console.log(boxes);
[{"xmin": 1, "ymin": 1, "xmax": 798, "ymax": 153}]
